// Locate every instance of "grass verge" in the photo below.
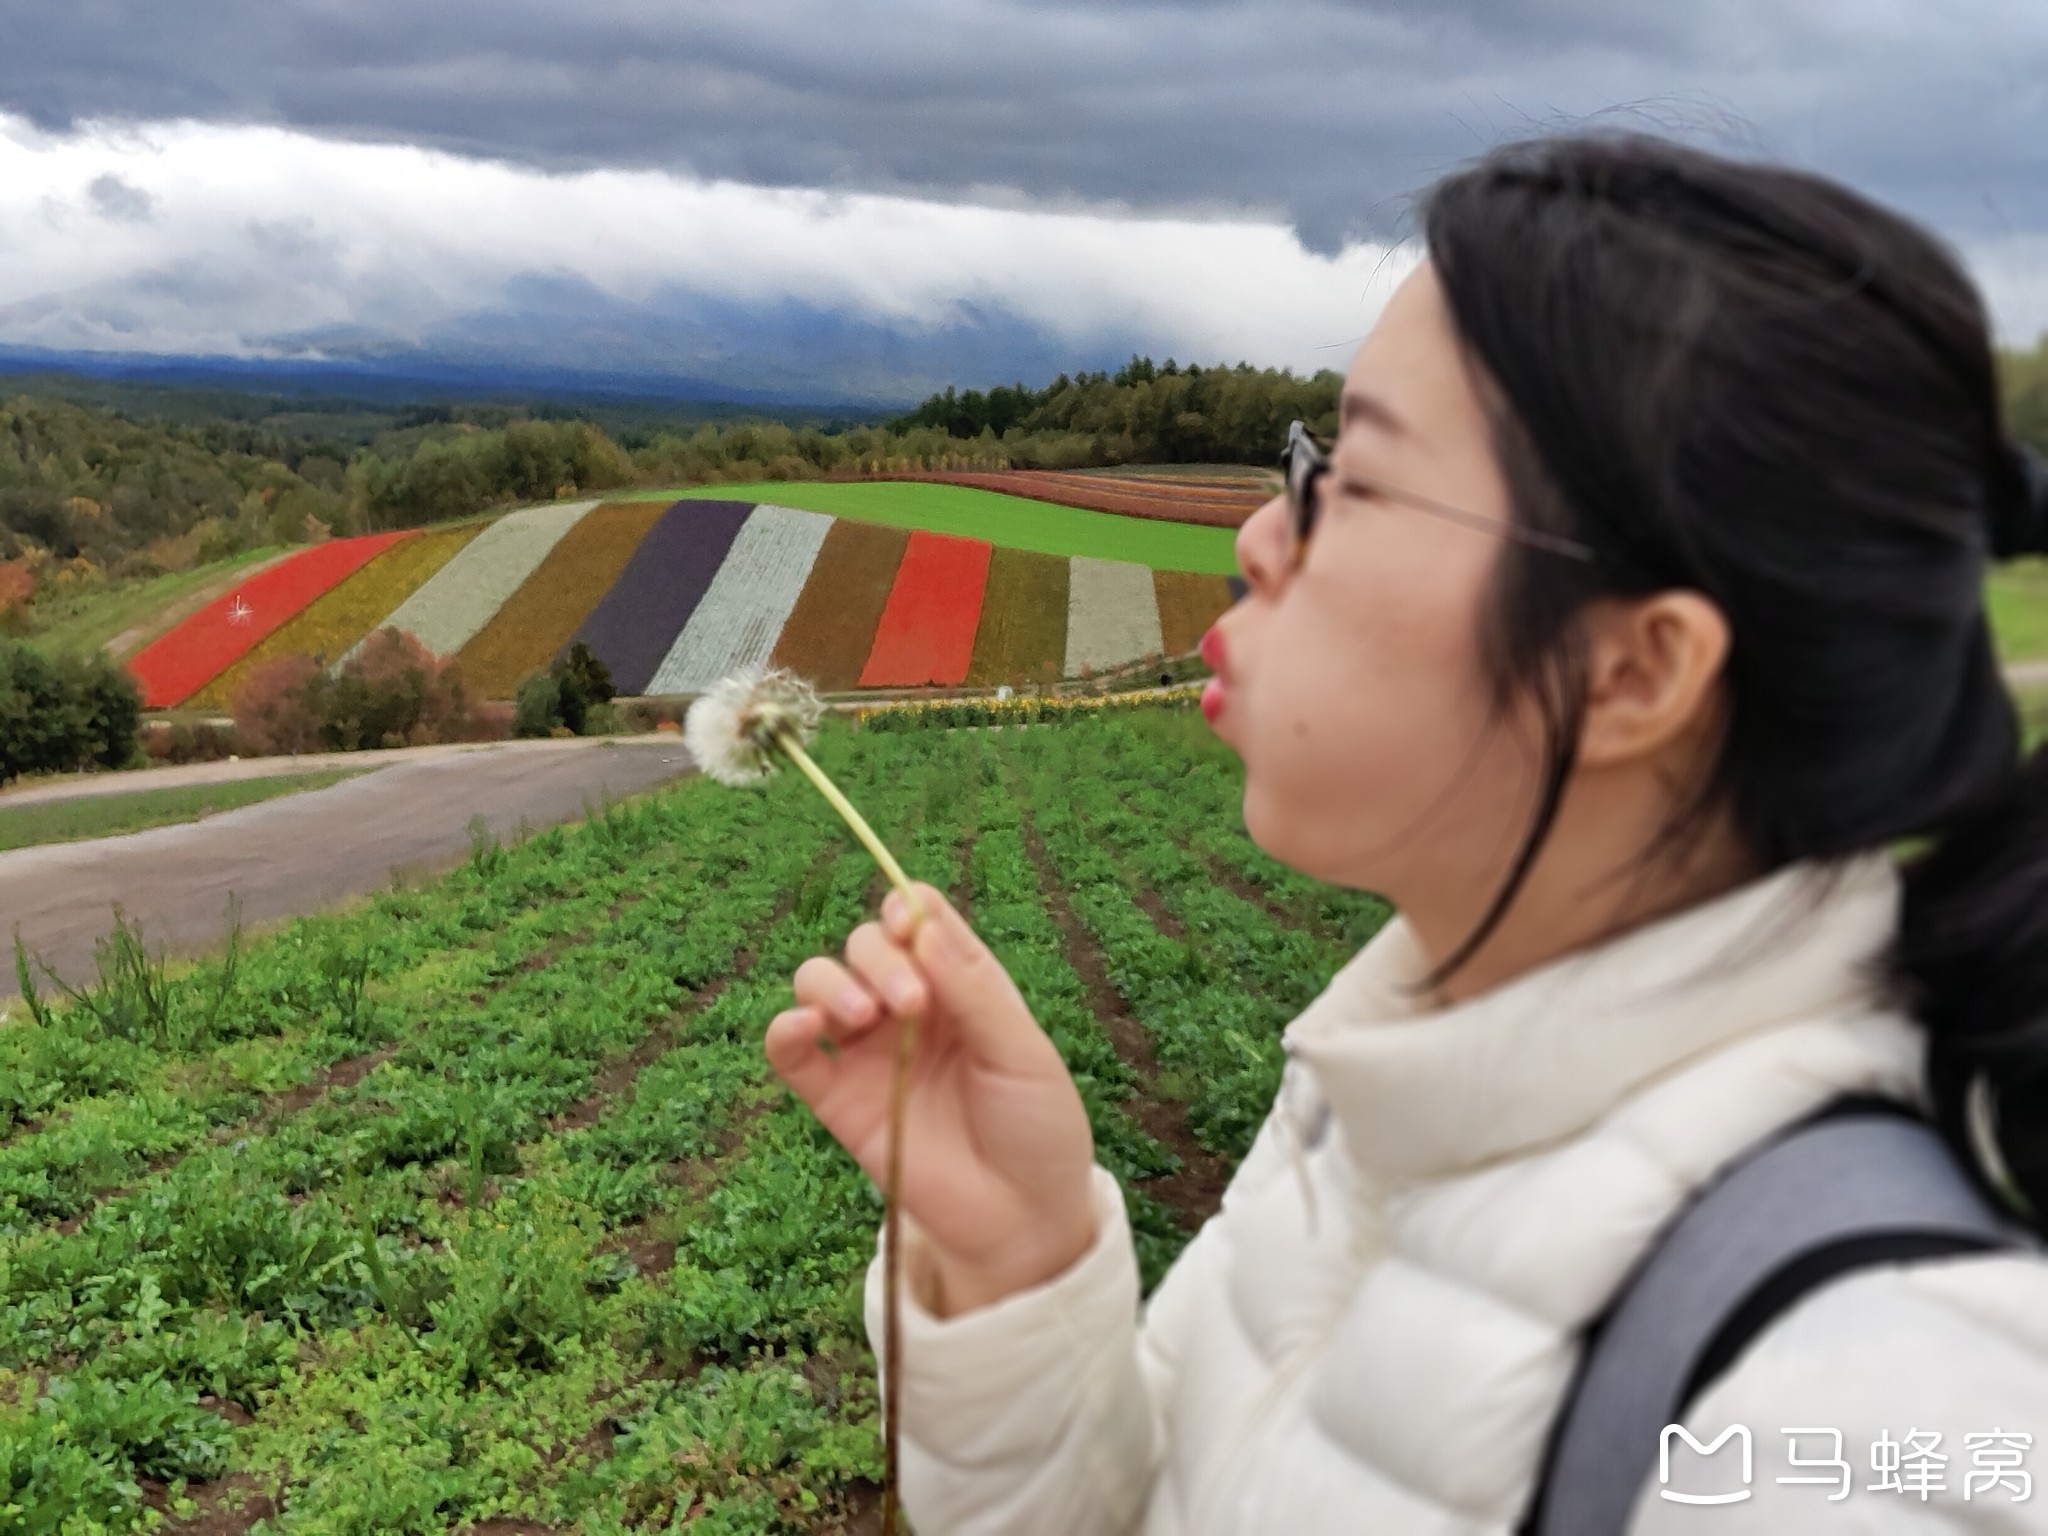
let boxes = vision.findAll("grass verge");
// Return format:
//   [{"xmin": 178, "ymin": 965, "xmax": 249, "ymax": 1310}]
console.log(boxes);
[{"xmin": 0, "ymin": 770, "xmax": 364, "ymax": 851}]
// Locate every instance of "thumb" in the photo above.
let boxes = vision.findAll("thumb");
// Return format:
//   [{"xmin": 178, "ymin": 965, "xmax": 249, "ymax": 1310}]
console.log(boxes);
[{"xmin": 885, "ymin": 883, "xmax": 1046, "ymax": 1074}]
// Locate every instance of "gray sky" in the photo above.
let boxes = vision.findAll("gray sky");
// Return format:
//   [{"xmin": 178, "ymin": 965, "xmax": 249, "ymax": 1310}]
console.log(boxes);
[{"xmin": 4, "ymin": 0, "xmax": 2046, "ymax": 397}]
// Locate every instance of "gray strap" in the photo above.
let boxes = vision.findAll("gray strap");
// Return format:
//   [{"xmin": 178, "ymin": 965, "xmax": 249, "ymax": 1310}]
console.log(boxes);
[{"xmin": 1536, "ymin": 1111, "xmax": 2019, "ymax": 1536}]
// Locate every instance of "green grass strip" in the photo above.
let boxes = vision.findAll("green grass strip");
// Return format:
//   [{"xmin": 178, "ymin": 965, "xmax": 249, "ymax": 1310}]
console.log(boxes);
[
  {"xmin": 1988, "ymin": 557, "xmax": 2048, "ymax": 663},
  {"xmin": 19, "ymin": 546, "xmax": 289, "ymax": 660},
  {"xmin": 658, "ymin": 481, "xmax": 1238, "ymax": 574},
  {"xmin": 0, "ymin": 770, "xmax": 365, "ymax": 852}
]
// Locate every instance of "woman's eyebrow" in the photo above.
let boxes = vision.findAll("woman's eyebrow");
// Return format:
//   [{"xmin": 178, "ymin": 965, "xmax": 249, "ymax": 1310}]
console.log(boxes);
[{"xmin": 1340, "ymin": 388, "xmax": 1407, "ymax": 437}]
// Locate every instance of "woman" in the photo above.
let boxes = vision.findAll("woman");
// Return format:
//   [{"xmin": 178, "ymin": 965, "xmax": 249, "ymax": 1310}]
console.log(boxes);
[{"xmin": 766, "ymin": 133, "xmax": 2048, "ymax": 1533}]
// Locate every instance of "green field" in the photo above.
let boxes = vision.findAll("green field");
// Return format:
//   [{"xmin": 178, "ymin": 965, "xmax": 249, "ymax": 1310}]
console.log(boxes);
[
  {"xmin": 0, "ymin": 770, "xmax": 363, "ymax": 852},
  {"xmin": 1988, "ymin": 557, "xmax": 2048, "ymax": 663},
  {"xmin": 2020, "ymin": 681, "xmax": 2048, "ymax": 748},
  {"xmin": 650, "ymin": 481, "xmax": 1240, "ymax": 573},
  {"xmin": 0, "ymin": 707, "xmax": 1384, "ymax": 1532}
]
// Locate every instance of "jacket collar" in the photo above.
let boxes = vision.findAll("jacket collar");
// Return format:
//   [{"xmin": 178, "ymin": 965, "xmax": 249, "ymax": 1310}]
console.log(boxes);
[{"xmin": 1282, "ymin": 850, "xmax": 1907, "ymax": 1184}]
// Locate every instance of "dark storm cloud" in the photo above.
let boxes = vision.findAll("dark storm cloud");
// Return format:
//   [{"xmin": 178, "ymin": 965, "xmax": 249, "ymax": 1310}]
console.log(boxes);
[{"xmin": 4, "ymin": 0, "xmax": 2047, "ymax": 249}]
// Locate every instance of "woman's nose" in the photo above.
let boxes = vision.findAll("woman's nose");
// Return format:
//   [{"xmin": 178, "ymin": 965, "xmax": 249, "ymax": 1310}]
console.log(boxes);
[{"xmin": 1236, "ymin": 493, "xmax": 1290, "ymax": 594}]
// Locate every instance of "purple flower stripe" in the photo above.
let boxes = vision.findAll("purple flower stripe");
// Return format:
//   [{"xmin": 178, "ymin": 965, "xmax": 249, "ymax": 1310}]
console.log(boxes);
[{"xmin": 561, "ymin": 499, "xmax": 754, "ymax": 694}]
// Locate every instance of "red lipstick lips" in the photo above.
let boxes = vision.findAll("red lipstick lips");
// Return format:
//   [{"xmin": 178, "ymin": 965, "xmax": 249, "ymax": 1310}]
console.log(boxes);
[{"xmin": 1199, "ymin": 626, "xmax": 1228, "ymax": 724}]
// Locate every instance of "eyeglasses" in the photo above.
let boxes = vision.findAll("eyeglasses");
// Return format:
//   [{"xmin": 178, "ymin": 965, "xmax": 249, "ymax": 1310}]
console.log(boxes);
[{"xmin": 1281, "ymin": 419, "xmax": 1600, "ymax": 570}]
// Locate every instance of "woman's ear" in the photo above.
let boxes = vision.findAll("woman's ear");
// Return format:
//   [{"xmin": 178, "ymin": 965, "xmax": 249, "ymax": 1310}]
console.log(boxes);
[{"xmin": 1576, "ymin": 590, "xmax": 1731, "ymax": 768}]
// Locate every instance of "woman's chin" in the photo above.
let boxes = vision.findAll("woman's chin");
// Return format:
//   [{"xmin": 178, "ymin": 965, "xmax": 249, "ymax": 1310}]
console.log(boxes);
[
  {"xmin": 1241, "ymin": 786, "xmax": 1372, "ymax": 888},
  {"xmin": 1239, "ymin": 784, "xmax": 1305, "ymax": 867}
]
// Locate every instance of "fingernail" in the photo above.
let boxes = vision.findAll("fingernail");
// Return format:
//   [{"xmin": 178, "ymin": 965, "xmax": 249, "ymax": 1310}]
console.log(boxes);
[
  {"xmin": 886, "ymin": 977, "xmax": 922, "ymax": 1014},
  {"xmin": 840, "ymin": 988, "xmax": 875, "ymax": 1024}
]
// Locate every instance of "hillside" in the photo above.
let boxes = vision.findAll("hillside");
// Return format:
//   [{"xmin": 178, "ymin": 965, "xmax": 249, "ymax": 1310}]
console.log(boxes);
[
  {"xmin": 0, "ymin": 358, "xmax": 1317, "ymax": 614},
  {"xmin": 126, "ymin": 485, "xmax": 1244, "ymax": 710}
]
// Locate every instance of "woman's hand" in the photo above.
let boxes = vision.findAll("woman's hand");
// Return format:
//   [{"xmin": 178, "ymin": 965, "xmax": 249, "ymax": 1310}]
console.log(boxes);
[{"xmin": 766, "ymin": 882, "xmax": 1099, "ymax": 1316}]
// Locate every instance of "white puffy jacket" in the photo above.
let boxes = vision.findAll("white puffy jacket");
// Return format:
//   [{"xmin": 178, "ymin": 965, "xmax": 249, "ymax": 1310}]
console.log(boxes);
[{"xmin": 863, "ymin": 850, "xmax": 2048, "ymax": 1533}]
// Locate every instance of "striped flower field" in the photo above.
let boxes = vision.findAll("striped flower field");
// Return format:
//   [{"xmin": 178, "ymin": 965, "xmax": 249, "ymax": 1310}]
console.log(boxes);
[
  {"xmin": 127, "ymin": 532, "xmax": 416, "ymax": 709},
  {"xmin": 354, "ymin": 501, "xmax": 599, "ymax": 663},
  {"xmin": 188, "ymin": 522, "xmax": 488, "ymax": 711},
  {"xmin": 126, "ymin": 483, "xmax": 1241, "ymax": 708},
  {"xmin": 648, "ymin": 505, "xmax": 835, "ymax": 696}
]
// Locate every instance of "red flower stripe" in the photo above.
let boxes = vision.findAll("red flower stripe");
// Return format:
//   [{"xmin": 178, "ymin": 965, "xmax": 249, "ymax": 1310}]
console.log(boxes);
[
  {"xmin": 857, "ymin": 530, "xmax": 994, "ymax": 688},
  {"xmin": 128, "ymin": 531, "xmax": 416, "ymax": 708}
]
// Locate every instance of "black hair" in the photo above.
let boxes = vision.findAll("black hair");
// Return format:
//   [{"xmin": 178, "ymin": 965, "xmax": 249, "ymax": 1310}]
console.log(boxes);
[{"xmin": 1416, "ymin": 133, "xmax": 2048, "ymax": 1216}]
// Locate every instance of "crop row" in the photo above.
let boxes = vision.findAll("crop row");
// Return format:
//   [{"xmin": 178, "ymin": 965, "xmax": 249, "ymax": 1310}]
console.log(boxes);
[
  {"xmin": 863, "ymin": 471, "xmax": 1264, "ymax": 529},
  {"xmin": 0, "ymin": 769, "xmax": 846, "ymax": 1530},
  {"xmin": 0, "ymin": 801, "xmax": 750, "ymax": 1236},
  {"xmin": 204, "ymin": 740, "xmax": 949, "ymax": 1532},
  {"xmin": 1068, "ymin": 711, "xmax": 1395, "ymax": 954},
  {"xmin": 955, "ymin": 757, "xmax": 1188, "ymax": 1288},
  {"xmin": 1014, "ymin": 722, "xmax": 1375, "ymax": 1158},
  {"xmin": 6, "ymin": 709, "xmax": 1340, "ymax": 1531}
]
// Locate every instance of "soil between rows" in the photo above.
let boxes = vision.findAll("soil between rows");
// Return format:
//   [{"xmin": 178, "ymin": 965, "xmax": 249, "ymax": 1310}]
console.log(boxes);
[{"xmin": 1017, "ymin": 812, "xmax": 1230, "ymax": 1230}]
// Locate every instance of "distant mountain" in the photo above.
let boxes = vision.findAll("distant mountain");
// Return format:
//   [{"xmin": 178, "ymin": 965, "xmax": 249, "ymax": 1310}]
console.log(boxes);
[
  {"xmin": 0, "ymin": 345, "xmax": 865, "ymax": 417},
  {"xmin": 0, "ymin": 282, "xmax": 1151, "ymax": 415}
]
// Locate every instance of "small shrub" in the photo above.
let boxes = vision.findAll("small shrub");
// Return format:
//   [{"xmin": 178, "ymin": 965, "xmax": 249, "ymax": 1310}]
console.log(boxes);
[
  {"xmin": 513, "ymin": 674, "xmax": 564, "ymax": 739},
  {"xmin": 229, "ymin": 654, "xmax": 325, "ymax": 756},
  {"xmin": 557, "ymin": 640, "xmax": 615, "ymax": 710},
  {"xmin": 142, "ymin": 720, "xmax": 240, "ymax": 765},
  {"xmin": 229, "ymin": 628, "xmax": 505, "ymax": 755},
  {"xmin": 512, "ymin": 643, "xmax": 620, "ymax": 737},
  {"xmin": 623, "ymin": 698, "xmax": 685, "ymax": 732},
  {"xmin": 0, "ymin": 640, "xmax": 142, "ymax": 783}
]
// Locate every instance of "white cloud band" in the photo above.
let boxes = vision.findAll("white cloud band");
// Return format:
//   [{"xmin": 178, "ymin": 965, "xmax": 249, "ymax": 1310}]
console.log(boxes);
[
  {"xmin": 0, "ymin": 113, "xmax": 1409, "ymax": 383},
  {"xmin": 2, "ymin": 111, "xmax": 2039, "ymax": 402}
]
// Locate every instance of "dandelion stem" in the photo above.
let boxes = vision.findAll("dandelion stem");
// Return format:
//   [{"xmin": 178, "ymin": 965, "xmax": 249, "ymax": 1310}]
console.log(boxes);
[{"xmin": 766, "ymin": 721, "xmax": 921, "ymax": 1536}]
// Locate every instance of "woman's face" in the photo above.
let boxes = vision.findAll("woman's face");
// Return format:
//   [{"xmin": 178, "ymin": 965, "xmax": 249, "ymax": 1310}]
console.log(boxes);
[{"xmin": 1202, "ymin": 263, "xmax": 1545, "ymax": 905}]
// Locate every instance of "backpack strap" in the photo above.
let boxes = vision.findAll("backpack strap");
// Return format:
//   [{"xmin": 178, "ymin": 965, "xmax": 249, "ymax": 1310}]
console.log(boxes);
[{"xmin": 1524, "ymin": 1099, "xmax": 2024, "ymax": 1536}]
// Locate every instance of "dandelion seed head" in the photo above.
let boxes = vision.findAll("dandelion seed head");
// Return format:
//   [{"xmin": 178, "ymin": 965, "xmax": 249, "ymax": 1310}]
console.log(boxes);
[{"xmin": 684, "ymin": 667, "xmax": 824, "ymax": 785}]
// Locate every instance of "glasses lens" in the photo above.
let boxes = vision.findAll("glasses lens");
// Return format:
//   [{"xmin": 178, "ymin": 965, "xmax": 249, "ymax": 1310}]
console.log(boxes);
[{"xmin": 1287, "ymin": 428, "xmax": 1319, "ymax": 552}]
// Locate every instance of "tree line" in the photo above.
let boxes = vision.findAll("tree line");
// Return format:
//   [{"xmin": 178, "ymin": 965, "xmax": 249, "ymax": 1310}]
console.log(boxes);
[{"xmin": 890, "ymin": 355, "xmax": 1343, "ymax": 465}]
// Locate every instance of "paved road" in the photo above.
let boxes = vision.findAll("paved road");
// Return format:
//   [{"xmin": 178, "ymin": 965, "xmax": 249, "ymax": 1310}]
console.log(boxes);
[
  {"xmin": 2, "ymin": 740, "xmax": 696, "ymax": 998},
  {"xmin": 0, "ymin": 731, "xmax": 689, "ymax": 807}
]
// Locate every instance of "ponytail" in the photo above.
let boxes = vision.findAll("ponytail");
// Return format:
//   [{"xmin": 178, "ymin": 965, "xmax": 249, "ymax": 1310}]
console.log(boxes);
[
  {"xmin": 1891, "ymin": 740, "xmax": 2048, "ymax": 1221},
  {"xmin": 1892, "ymin": 445, "xmax": 2048, "ymax": 1223}
]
